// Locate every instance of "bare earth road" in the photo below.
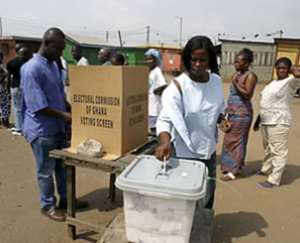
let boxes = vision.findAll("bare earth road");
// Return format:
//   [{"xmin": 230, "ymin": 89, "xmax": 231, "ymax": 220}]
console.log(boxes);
[{"xmin": 1, "ymin": 83, "xmax": 300, "ymax": 243}]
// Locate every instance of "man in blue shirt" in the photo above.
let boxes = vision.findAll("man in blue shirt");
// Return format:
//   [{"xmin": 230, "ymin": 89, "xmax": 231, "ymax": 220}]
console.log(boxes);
[{"xmin": 21, "ymin": 28, "xmax": 72, "ymax": 221}]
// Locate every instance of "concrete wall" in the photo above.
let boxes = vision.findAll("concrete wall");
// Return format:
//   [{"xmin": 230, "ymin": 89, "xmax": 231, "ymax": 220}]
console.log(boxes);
[{"xmin": 220, "ymin": 41, "xmax": 276, "ymax": 82}]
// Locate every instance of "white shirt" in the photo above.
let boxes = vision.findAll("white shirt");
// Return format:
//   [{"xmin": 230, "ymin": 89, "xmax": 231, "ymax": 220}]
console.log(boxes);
[
  {"xmin": 260, "ymin": 76, "xmax": 300, "ymax": 126},
  {"xmin": 157, "ymin": 72, "xmax": 225, "ymax": 160},
  {"xmin": 77, "ymin": 57, "xmax": 89, "ymax": 66},
  {"xmin": 148, "ymin": 66, "xmax": 167, "ymax": 117}
]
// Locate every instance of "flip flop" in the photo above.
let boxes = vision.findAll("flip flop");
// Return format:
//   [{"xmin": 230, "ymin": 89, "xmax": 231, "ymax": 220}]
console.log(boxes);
[{"xmin": 221, "ymin": 172, "xmax": 236, "ymax": 181}]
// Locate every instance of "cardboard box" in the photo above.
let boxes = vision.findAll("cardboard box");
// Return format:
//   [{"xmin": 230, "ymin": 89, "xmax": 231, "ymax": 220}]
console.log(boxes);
[{"xmin": 69, "ymin": 66, "xmax": 148, "ymax": 160}]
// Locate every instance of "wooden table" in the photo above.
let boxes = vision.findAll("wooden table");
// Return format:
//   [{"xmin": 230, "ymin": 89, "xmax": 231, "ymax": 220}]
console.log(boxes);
[{"xmin": 49, "ymin": 138, "xmax": 158, "ymax": 240}]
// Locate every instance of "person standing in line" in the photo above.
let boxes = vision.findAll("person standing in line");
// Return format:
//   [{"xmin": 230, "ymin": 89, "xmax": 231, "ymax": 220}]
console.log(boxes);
[
  {"xmin": 111, "ymin": 52, "xmax": 125, "ymax": 65},
  {"xmin": 71, "ymin": 45, "xmax": 89, "ymax": 66},
  {"xmin": 97, "ymin": 48, "xmax": 112, "ymax": 65},
  {"xmin": 220, "ymin": 48, "xmax": 257, "ymax": 181},
  {"xmin": 254, "ymin": 58, "xmax": 300, "ymax": 188},
  {"xmin": 21, "ymin": 28, "xmax": 87, "ymax": 222},
  {"xmin": 7, "ymin": 46, "xmax": 32, "ymax": 135},
  {"xmin": 144, "ymin": 48, "xmax": 167, "ymax": 134},
  {"xmin": 155, "ymin": 36, "xmax": 227, "ymax": 209},
  {"xmin": 0, "ymin": 52, "xmax": 10, "ymax": 128}
]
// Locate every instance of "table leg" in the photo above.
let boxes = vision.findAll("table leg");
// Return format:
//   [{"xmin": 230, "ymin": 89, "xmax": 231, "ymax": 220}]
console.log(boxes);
[
  {"xmin": 109, "ymin": 173, "xmax": 116, "ymax": 203},
  {"xmin": 67, "ymin": 165, "xmax": 76, "ymax": 239}
]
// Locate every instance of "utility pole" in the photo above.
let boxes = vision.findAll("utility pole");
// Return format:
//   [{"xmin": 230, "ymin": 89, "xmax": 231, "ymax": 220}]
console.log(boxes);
[
  {"xmin": 146, "ymin": 25, "xmax": 150, "ymax": 45},
  {"xmin": 106, "ymin": 31, "xmax": 109, "ymax": 43},
  {"xmin": 118, "ymin": 30, "xmax": 123, "ymax": 47},
  {"xmin": 0, "ymin": 17, "xmax": 3, "ymax": 36},
  {"xmin": 279, "ymin": 30, "xmax": 283, "ymax": 38},
  {"xmin": 176, "ymin": 16, "xmax": 183, "ymax": 47},
  {"xmin": 179, "ymin": 17, "xmax": 182, "ymax": 47}
]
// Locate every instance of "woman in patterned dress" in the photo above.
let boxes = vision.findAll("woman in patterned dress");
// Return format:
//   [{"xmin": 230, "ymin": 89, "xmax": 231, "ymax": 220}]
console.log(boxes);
[{"xmin": 221, "ymin": 48, "xmax": 258, "ymax": 180}]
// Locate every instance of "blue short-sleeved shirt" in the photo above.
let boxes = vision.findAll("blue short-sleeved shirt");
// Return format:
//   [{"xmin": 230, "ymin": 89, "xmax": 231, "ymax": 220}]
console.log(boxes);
[{"xmin": 21, "ymin": 54, "xmax": 66, "ymax": 143}]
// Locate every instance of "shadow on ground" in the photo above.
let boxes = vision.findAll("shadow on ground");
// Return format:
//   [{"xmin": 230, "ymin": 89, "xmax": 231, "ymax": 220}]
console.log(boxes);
[
  {"xmin": 77, "ymin": 188, "xmax": 123, "ymax": 212},
  {"xmin": 243, "ymin": 160, "xmax": 300, "ymax": 185},
  {"xmin": 217, "ymin": 158, "xmax": 300, "ymax": 185},
  {"xmin": 68, "ymin": 189, "xmax": 124, "ymax": 242},
  {"xmin": 279, "ymin": 163, "xmax": 300, "ymax": 185},
  {"xmin": 76, "ymin": 231, "xmax": 99, "ymax": 243},
  {"xmin": 213, "ymin": 211, "xmax": 268, "ymax": 243}
]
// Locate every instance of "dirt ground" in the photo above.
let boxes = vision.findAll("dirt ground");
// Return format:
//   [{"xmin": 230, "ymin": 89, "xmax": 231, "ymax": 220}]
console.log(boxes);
[{"xmin": 1, "ymin": 83, "xmax": 300, "ymax": 243}]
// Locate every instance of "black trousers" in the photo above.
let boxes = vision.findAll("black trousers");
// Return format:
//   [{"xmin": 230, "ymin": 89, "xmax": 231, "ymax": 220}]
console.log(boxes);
[
  {"xmin": 200, "ymin": 152, "xmax": 217, "ymax": 209},
  {"xmin": 173, "ymin": 152, "xmax": 217, "ymax": 209}
]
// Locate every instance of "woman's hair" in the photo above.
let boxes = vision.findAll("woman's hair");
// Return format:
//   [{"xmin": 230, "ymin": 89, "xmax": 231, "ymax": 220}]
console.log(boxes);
[
  {"xmin": 237, "ymin": 48, "xmax": 254, "ymax": 64},
  {"xmin": 275, "ymin": 57, "xmax": 292, "ymax": 68},
  {"xmin": 182, "ymin": 36, "xmax": 219, "ymax": 74}
]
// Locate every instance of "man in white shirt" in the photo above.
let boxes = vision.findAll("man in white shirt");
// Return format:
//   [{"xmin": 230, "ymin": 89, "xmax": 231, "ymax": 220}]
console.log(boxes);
[
  {"xmin": 254, "ymin": 57, "xmax": 300, "ymax": 188},
  {"xmin": 97, "ymin": 48, "xmax": 112, "ymax": 66},
  {"xmin": 71, "ymin": 45, "xmax": 89, "ymax": 66}
]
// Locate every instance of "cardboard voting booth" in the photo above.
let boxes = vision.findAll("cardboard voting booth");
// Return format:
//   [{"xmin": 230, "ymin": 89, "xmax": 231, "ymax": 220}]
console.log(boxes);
[{"xmin": 69, "ymin": 66, "xmax": 148, "ymax": 160}]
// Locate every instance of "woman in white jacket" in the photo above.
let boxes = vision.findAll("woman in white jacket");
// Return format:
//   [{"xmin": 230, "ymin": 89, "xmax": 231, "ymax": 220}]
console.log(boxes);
[
  {"xmin": 254, "ymin": 57, "xmax": 300, "ymax": 188},
  {"xmin": 155, "ymin": 36, "xmax": 228, "ymax": 208}
]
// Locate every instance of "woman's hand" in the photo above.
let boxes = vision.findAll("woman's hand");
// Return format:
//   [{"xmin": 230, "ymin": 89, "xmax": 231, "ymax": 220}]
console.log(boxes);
[
  {"xmin": 155, "ymin": 132, "xmax": 172, "ymax": 161},
  {"xmin": 219, "ymin": 119, "xmax": 231, "ymax": 133},
  {"xmin": 155, "ymin": 142, "xmax": 172, "ymax": 161},
  {"xmin": 291, "ymin": 66, "xmax": 300, "ymax": 78},
  {"xmin": 218, "ymin": 114, "xmax": 231, "ymax": 133},
  {"xmin": 231, "ymin": 73, "xmax": 237, "ymax": 83},
  {"xmin": 232, "ymin": 72, "xmax": 257, "ymax": 100}
]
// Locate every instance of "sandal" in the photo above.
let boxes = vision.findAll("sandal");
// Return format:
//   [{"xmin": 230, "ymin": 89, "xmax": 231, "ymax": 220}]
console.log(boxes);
[{"xmin": 221, "ymin": 172, "xmax": 236, "ymax": 181}]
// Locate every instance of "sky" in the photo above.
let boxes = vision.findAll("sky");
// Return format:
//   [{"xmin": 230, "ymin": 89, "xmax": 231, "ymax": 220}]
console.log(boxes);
[{"xmin": 0, "ymin": 0, "xmax": 299, "ymax": 46}]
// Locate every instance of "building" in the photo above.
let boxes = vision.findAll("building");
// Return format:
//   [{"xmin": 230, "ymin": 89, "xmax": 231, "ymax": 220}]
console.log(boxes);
[
  {"xmin": 0, "ymin": 36, "xmax": 41, "ymax": 63},
  {"xmin": 273, "ymin": 38, "xmax": 300, "ymax": 78},
  {"xmin": 0, "ymin": 34, "xmax": 182, "ymax": 72},
  {"xmin": 274, "ymin": 38, "xmax": 300, "ymax": 64},
  {"xmin": 140, "ymin": 44, "xmax": 182, "ymax": 73},
  {"xmin": 0, "ymin": 33, "xmax": 111, "ymax": 65},
  {"xmin": 219, "ymin": 38, "xmax": 276, "ymax": 82}
]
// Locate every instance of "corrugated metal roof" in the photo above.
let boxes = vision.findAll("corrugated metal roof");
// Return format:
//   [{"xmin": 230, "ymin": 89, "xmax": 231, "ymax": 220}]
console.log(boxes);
[
  {"xmin": 139, "ymin": 43, "xmax": 182, "ymax": 50},
  {"xmin": 219, "ymin": 37, "xmax": 274, "ymax": 45},
  {"xmin": 66, "ymin": 33, "xmax": 109, "ymax": 48},
  {"xmin": 0, "ymin": 35, "xmax": 42, "ymax": 42},
  {"xmin": 0, "ymin": 33, "xmax": 110, "ymax": 48}
]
